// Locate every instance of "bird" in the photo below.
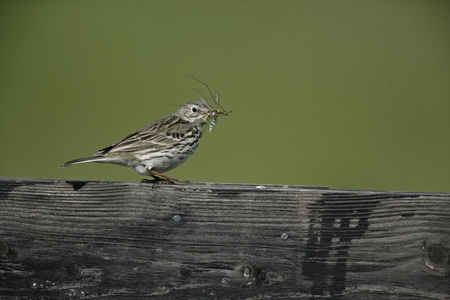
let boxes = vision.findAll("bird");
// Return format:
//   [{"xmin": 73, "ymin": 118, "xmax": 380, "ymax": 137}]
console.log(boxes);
[{"xmin": 60, "ymin": 100, "xmax": 217, "ymax": 184}]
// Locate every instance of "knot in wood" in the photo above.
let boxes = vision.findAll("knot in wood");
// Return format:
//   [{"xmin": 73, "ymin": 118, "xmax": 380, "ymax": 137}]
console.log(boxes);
[{"xmin": 428, "ymin": 244, "xmax": 449, "ymax": 267}]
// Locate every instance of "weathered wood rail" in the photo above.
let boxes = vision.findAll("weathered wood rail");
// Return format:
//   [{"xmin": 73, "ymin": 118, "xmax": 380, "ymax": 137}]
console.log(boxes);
[{"xmin": 0, "ymin": 177, "xmax": 449, "ymax": 299}]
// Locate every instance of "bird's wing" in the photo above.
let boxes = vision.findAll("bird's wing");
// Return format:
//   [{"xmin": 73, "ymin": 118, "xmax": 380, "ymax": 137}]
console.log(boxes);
[{"xmin": 95, "ymin": 114, "xmax": 199, "ymax": 155}]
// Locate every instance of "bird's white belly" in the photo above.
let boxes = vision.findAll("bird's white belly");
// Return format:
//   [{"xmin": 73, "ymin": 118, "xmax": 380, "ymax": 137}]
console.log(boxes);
[{"xmin": 132, "ymin": 135, "xmax": 202, "ymax": 175}]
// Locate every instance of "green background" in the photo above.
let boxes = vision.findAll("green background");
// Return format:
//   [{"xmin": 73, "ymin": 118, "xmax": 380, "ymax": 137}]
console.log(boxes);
[{"xmin": 1, "ymin": 0, "xmax": 449, "ymax": 192}]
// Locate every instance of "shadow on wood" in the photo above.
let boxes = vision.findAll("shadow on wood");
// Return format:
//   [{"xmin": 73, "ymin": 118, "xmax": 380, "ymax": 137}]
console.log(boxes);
[{"xmin": 0, "ymin": 177, "xmax": 449, "ymax": 299}]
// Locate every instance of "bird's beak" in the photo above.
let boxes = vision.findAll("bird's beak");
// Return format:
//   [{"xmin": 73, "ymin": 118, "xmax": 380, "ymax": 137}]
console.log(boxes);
[{"xmin": 201, "ymin": 113, "xmax": 211, "ymax": 122}]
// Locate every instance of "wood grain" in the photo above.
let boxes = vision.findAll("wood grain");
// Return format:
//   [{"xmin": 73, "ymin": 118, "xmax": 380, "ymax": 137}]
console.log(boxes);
[{"xmin": 0, "ymin": 177, "xmax": 449, "ymax": 299}]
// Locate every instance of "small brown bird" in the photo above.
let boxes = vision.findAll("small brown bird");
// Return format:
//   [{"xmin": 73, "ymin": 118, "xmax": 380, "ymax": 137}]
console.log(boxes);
[{"xmin": 60, "ymin": 99, "xmax": 222, "ymax": 184}]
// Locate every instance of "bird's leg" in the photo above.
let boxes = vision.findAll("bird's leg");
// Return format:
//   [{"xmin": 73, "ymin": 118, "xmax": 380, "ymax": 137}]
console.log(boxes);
[{"xmin": 145, "ymin": 167, "xmax": 188, "ymax": 185}]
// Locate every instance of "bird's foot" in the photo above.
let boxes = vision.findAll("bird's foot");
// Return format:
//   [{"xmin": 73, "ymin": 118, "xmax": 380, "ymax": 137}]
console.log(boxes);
[{"xmin": 143, "ymin": 168, "xmax": 189, "ymax": 185}]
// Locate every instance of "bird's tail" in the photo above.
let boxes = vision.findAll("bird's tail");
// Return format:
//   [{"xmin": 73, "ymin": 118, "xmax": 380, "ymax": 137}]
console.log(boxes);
[{"xmin": 59, "ymin": 155, "xmax": 109, "ymax": 168}]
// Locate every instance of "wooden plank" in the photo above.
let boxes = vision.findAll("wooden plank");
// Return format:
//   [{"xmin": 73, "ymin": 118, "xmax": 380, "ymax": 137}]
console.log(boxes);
[{"xmin": 0, "ymin": 177, "xmax": 449, "ymax": 299}]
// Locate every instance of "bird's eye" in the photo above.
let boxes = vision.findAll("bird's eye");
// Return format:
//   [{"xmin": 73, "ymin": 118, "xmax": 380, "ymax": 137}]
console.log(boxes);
[{"xmin": 192, "ymin": 107, "xmax": 198, "ymax": 113}]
